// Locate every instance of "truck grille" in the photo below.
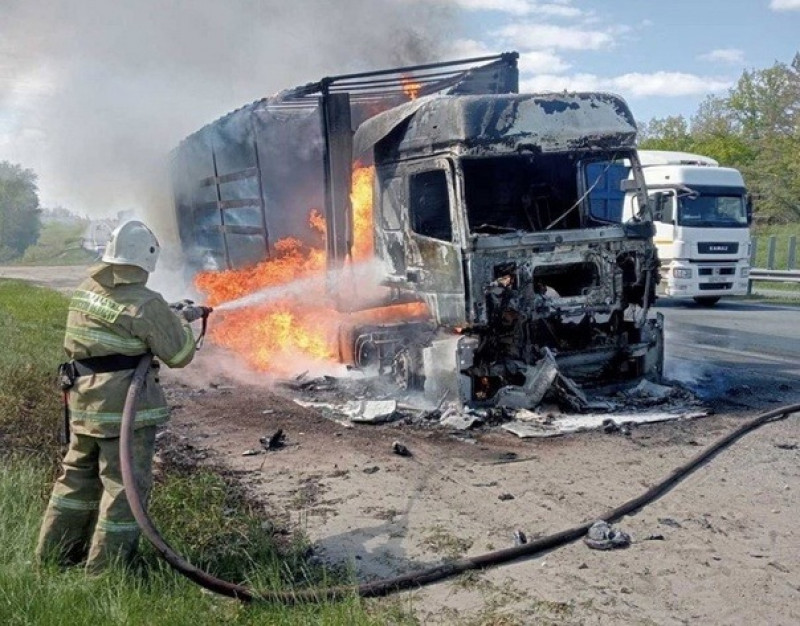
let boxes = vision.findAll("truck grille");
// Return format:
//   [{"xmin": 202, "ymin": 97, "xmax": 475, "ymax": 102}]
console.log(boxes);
[
  {"xmin": 698, "ymin": 267, "xmax": 735, "ymax": 276},
  {"xmin": 698, "ymin": 283, "xmax": 732, "ymax": 291},
  {"xmin": 698, "ymin": 242, "xmax": 738, "ymax": 254}
]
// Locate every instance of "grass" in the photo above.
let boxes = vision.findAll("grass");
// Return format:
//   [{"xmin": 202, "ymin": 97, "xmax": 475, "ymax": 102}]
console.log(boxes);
[
  {"xmin": 742, "ymin": 292, "xmax": 800, "ymax": 305},
  {"xmin": 751, "ymin": 222, "xmax": 799, "ymax": 270},
  {"xmin": 0, "ymin": 280, "xmax": 68, "ymax": 461},
  {"xmin": 0, "ymin": 279, "xmax": 410, "ymax": 625},
  {"xmin": 16, "ymin": 221, "xmax": 97, "ymax": 266},
  {"xmin": 749, "ymin": 223, "xmax": 800, "ymax": 296},
  {"xmin": 422, "ymin": 525, "xmax": 473, "ymax": 560}
]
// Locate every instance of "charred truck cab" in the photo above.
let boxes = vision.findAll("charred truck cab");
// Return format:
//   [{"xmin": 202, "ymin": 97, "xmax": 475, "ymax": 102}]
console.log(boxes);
[
  {"xmin": 172, "ymin": 54, "xmax": 663, "ymax": 410},
  {"xmin": 358, "ymin": 94, "xmax": 663, "ymax": 407}
]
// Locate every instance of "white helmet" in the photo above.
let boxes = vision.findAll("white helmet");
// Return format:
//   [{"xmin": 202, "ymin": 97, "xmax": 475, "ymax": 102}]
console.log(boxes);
[{"xmin": 102, "ymin": 220, "xmax": 160, "ymax": 273}]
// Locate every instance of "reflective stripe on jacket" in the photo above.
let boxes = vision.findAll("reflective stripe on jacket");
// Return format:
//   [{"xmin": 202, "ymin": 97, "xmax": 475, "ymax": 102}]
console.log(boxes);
[{"xmin": 64, "ymin": 263, "xmax": 196, "ymax": 437}]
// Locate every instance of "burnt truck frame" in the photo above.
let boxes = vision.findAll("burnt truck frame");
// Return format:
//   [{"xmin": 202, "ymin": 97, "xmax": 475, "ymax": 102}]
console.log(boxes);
[{"xmin": 171, "ymin": 53, "xmax": 664, "ymax": 409}]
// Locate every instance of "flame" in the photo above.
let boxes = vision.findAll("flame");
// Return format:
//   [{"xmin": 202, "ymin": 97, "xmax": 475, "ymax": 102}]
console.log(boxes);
[
  {"xmin": 350, "ymin": 164, "xmax": 374, "ymax": 260},
  {"xmin": 308, "ymin": 208, "xmax": 326, "ymax": 234},
  {"xmin": 195, "ymin": 164, "xmax": 429, "ymax": 374},
  {"xmin": 401, "ymin": 75, "xmax": 422, "ymax": 100}
]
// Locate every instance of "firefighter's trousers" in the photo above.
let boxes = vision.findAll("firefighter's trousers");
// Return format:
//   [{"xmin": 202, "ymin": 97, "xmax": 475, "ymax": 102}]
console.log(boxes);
[{"xmin": 36, "ymin": 426, "xmax": 156, "ymax": 571}]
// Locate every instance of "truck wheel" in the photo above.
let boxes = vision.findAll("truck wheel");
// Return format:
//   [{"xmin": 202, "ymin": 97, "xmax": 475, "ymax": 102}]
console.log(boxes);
[{"xmin": 693, "ymin": 296, "xmax": 720, "ymax": 307}]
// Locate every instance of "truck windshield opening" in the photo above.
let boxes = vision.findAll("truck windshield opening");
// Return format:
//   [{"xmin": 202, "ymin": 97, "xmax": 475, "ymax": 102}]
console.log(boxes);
[
  {"xmin": 678, "ymin": 189, "xmax": 748, "ymax": 228},
  {"xmin": 463, "ymin": 154, "xmax": 580, "ymax": 233}
]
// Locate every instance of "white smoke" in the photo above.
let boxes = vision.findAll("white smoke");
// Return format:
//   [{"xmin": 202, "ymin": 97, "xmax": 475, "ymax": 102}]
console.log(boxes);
[{"xmin": 0, "ymin": 0, "xmax": 456, "ymax": 237}]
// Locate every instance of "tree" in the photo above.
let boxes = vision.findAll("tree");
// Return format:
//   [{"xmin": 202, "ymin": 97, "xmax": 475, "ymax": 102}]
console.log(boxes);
[
  {"xmin": 638, "ymin": 115, "xmax": 694, "ymax": 151},
  {"xmin": 640, "ymin": 52, "xmax": 800, "ymax": 222},
  {"xmin": 727, "ymin": 55, "xmax": 800, "ymax": 221},
  {"xmin": 0, "ymin": 162, "xmax": 41, "ymax": 261},
  {"xmin": 689, "ymin": 96, "xmax": 756, "ymax": 167}
]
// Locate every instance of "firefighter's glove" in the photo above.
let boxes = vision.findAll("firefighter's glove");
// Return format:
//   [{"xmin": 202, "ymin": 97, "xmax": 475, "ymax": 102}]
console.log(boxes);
[
  {"xmin": 169, "ymin": 299, "xmax": 209, "ymax": 323},
  {"xmin": 169, "ymin": 299, "xmax": 194, "ymax": 312},
  {"xmin": 181, "ymin": 305, "xmax": 207, "ymax": 323}
]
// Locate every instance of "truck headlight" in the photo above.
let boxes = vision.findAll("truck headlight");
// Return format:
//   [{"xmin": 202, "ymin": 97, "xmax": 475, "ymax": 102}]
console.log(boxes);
[
  {"xmin": 740, "ymin": 267, "xmax": 749, "ymax": 277},
  {"xmin": 673, "ymin": 268, "xmax": 692, "ymax": 279}
]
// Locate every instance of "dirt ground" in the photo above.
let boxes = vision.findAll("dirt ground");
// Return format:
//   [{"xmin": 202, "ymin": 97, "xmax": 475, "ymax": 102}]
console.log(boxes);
[{"xmin": 162, "ymin": 350, "xmax": 799, "ymax": 626}]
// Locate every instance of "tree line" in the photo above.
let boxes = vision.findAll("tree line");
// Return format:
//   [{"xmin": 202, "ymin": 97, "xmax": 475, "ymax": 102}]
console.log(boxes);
[
  {"xmin": 0, "ymin": 162, "xmax": 40, "ymax": 261},
  {"xmin": 639, "ymin": 52, "xmax": 800, "ymax": 224}
]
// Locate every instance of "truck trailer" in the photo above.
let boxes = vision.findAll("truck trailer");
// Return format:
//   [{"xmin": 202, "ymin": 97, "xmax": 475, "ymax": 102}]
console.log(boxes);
[{"xmin": 170, "ymin": 54, "xmax": 665, "ymax": 408}]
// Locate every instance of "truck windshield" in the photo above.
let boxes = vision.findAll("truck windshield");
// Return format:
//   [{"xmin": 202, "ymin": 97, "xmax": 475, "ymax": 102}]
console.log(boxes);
[
  {"xmin": 678, "ymin": 189, "xmax": 748, "ymax": 228},
  {"xmin": 584, "ymin": 157, "xmax": 631, "ymax": 224},
  {"xmin": 462, "ymin": 154, "xmax": 580, "ymax": 233}
]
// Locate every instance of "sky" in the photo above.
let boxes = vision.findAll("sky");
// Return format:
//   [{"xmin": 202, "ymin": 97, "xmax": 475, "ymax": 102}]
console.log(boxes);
[
  {"xmin": 0, "ymin": 0, "xmax": 798, "ymax": 218},
  {"xmin": 448, "ymin": 0, "xmax": 800, "ymax": 119}
]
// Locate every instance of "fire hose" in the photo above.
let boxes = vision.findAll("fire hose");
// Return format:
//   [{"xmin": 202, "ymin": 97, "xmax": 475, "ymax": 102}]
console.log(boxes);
[{"xmin": 120, "ymin": 352, "xmax": 800, "ymax": 603}]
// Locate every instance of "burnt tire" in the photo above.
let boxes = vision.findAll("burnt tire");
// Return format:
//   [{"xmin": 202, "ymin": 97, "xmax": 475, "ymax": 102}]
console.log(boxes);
[{"xmin": 693, "ymin": 296, "xmax": 720, "ymax": 307}]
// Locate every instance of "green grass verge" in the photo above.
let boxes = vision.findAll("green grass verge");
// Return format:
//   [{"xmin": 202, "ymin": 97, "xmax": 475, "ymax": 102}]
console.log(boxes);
[
  {"xmin": 750, "ymin": 280, "xmax": 800, "ymax": 295},
  {"xmin": 751, "ymin": 223, "xmax": 799, "ymax": 271},
  {"xmin": 749, "ymin": 224, "xmax": 800, "ymax": 296},
  {"xmin": 16, "ymin": 221, "xmax": 96, "ymax": 266},
  {"xmin": 0, "ymin": 280, "xmax": 410, "ymax": 625},
  {"xmin": 0, "ymin": 280, "xmax": 68, "ymax": 461}
]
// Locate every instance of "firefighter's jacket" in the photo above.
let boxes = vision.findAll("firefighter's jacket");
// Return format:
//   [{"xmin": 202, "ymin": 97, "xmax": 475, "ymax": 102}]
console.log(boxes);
[{"xmin": 64, "ymin": 263, "xmax": 196, "ymax": 438}]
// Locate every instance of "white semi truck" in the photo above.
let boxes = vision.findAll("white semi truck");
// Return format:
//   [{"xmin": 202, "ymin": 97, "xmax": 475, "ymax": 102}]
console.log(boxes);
[{"xmin": 624, "ymin": 150, "xmax": 752, "ymax": 306}]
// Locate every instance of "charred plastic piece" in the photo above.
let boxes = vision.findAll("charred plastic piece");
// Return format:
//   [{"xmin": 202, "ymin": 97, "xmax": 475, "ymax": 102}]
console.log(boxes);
[
  {"xmin": 391, "ymin": 441, "xmax": 412, "ymax": 457},
  {"xmin": 260, "ymin": 429, "xmax": 285, "ymax": 451}
]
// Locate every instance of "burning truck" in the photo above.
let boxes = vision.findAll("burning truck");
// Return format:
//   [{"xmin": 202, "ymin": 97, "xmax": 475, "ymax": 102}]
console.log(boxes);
[{"xmin": 170, "ymin": 53, "xmax": 664, "ymax": 409}]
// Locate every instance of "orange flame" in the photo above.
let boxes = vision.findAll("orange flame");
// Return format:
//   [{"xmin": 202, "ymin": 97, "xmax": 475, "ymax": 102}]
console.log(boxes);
[
  {"xmin": 195, "ymin": 164, "xmax": 429, "ymax": 374},
  {"xmin": 401, "ymin": 75, "xmax": 422, "ymax": 100},
  {"xmin": 351, "ymin": 163, "xmax": 374, "ymax": 260}
]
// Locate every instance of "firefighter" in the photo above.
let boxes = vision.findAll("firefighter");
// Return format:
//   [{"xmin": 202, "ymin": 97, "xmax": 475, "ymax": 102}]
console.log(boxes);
[{"xmin": 36, "ymin": 220, "xmax": 204, "ymax": 572}]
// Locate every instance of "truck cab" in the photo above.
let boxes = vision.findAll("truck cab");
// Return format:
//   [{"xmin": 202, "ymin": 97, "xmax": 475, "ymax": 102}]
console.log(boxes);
[
  {"xmin": 359, "ymin": 93, "xmax": 664, "ymax": 405},
  {"xmin": 624, "ymin": 151, "xmax": 751, "ymax": 306}
]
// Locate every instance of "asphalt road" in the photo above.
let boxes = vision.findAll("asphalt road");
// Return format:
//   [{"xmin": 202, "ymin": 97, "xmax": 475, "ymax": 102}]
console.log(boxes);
[{"xmin": 657, "ymin": 298, "xmax": 800, "ymax": 408}]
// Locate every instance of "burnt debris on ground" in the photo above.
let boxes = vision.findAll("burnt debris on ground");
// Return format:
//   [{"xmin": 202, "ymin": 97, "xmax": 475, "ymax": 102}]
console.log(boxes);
[{"xmin": 277, "ymin": 369, "xmax": 708, "ymax": 438}]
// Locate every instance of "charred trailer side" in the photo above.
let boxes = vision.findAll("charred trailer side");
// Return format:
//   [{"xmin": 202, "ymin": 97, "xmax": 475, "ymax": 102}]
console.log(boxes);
[
  {"xmin": 356, "ymin": 93, "xmax": 664, "ymax": 407},
  {"xmin": 169, "ymin": 54, "xmax": 520, "ymax": 275}
]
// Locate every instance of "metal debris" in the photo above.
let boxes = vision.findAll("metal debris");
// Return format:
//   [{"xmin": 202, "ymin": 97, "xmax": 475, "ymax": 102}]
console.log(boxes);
[
  {"xmin": 625, "ymin": 379, "xmax": 674, "ymax": 402},
  {"xmin": 439, "ymin": 405, "xmax": 484, "ymax": 430},
  {"xmin": 260, "ymin": 429, "xmax": 286, "ymax": 451},
  {"xmin": 552, "ymin": 371, "xmax": 591, "ymax": 412},
  {"xmin": 392, "ymin": 441, "xmax": 412, "ymax": 457},
  {"xmin": 502, "ymin": 409, "xmax": 710, "ymax": 438},
  {"xmin": 493, "ymin": 349, "xmax": 559, "ymax": 409},
  {"xmin": 514, "ymin": 530, "xmax": 528, "ymax": 546},
  {"xmin": 584, "ymin": 521, "xmax": 631, "ymax": 550},
  {"xmin": 343, "ymin": 399, "xmax": 398, "ymax": 423},
  {"xmin": 285, "ymin": 368, "xmax": 707, "ymax": 440},
  {"xmin": 602, "ymin": 419, "xmax": 632, "ymax": 436},
  {"xmin": 513, "ymin": 408, "xmax": 552, "ymax": 423},
  {"xmin": 279, "ymin": 373, "xmax": 336, "ymax": 391},
  {"xmin": 242, "ymin": 449, "xmax": 261, "ymax": 457}
]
